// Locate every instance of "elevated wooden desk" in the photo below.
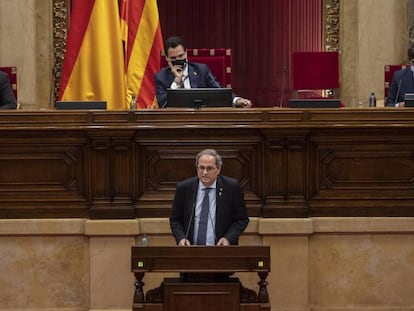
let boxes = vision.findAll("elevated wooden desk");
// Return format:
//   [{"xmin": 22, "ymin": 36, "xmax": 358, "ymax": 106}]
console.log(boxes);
[
  {"xmin": 131, "ymin": 246, "xmax": 270, "ymax": 311},
  {"xmin": 1, "ymin": 108, "xmax": 414, "ymax": 219}
]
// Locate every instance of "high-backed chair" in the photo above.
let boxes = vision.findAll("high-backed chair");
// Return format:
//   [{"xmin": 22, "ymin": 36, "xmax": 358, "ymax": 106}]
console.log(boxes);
[
  {"xmin": 0, "ymin": 66, "xmax": 17, "ymax": 100},
  {"xmin": 384, "ymin": 64, "xmax": 409, "ymax": 103},
  {"xmin": 161, "ymin": 48, "xmax": 232, "ymax": 88},
  {"xmin": 291, "ymin": 51, "xmax": 339, "ymax": 99}
]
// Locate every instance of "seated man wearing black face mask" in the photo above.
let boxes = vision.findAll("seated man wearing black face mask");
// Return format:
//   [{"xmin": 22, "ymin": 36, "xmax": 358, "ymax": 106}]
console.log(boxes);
[
  {"xmin": 386, "ymin": 43, "xmax": 414, "ymax": 107},
  {"xmin": 155, "ymin": 36, "xmax": 252, "ymax": 108}
]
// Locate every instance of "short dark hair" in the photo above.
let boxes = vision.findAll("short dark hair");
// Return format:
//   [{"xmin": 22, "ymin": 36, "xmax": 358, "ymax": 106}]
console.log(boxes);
[
  {"xmin": 164, "ymin": 36, "xmax": 186, "ymax": 55},
  {"xmin": 408, "ymin": 43, "xmax": 414, "ymax": 60},
  {"xmin": 195, "ymin": 149, "xmax": 223, "ymax": 169}
]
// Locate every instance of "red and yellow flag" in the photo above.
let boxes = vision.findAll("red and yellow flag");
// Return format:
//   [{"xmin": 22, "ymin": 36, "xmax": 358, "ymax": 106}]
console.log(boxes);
[
  {"xmin": 59, "ymin": 0, "xmax": 126, "ymax": 110},
  {"xmin": 121, "ymin": 0, "xmax": 163, "ymax": 109}
]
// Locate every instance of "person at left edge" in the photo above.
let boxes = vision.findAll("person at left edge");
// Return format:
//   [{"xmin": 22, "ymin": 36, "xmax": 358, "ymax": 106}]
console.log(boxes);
[
  {"xmin": 0, "ymin": 71, "xmax": 17, "ymax": 109},
  {"xmin": 169, "ymin": 148, "xmax": 249, "ymax": 246},
  {"xmin": 155, "ymin": 36, "xmax": 252, "ymax": 108}
]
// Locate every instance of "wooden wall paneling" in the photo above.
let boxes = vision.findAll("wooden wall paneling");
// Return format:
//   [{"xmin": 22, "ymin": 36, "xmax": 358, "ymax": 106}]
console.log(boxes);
[
  {"xmin": 0, "ymin": 130, "xmax": 89, "ymax": 218},
  {"xmin": 134, "ymin": 128, "xmax": 263, "ymax": 218},
  {"xmin": 2, "ymin": 109, "xmax": 414, "ymax": 219},
  {"xmin": 308, "ymin": 128, "xmax": 414, "ymax": 216},
  {"xmin": 261, "ymin": 129, "xmax": 308, "ymax": 218},
  {"xmin": 88, "ymin": 130, "xmax": 136, "ymax": 219}
]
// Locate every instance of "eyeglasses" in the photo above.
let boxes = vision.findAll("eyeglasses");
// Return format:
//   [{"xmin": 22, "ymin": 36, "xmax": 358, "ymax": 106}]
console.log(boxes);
[{"xmin": 196, "ymin": 165, "xmax": 216, "ymax": 173}]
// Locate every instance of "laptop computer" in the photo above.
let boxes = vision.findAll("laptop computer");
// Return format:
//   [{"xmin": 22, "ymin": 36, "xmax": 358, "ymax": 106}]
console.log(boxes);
[
  {"xmin": 404, "ymin": 93, "xmax": 414, "ymax": 107},
  {"xmin": 166, "ymin": 88, "xmax": 233, "ymax": 108}
]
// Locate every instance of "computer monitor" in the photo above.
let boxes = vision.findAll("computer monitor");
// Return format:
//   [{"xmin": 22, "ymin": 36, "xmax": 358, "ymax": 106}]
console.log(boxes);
[
  {"xmin": 404, "ymin": 93, "xmax": 414, "ymax": 107},
  {"xmin": 288, "ymin": 99, "xmax": 341, "ymax": 108},
  {"xmin": 55, "ymin": 101, "xmax": 107, "ymax": 110},
  {"xmin": 166, "ymin": 88, "xmax": 233, "ymax": 108}
]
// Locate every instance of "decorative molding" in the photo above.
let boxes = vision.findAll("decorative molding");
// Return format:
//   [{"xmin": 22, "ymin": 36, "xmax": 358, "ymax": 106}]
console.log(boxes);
[
  {"xmin": 52, "ymin": 0, "xmax": 70, "ymax": 101},
  {"xmin": 324, "ymin": 0, "xmax": 340, "ymax": 51},
  {"xmin": 409, "ymin": 0, "xmax": 414, "ymax": 44}
]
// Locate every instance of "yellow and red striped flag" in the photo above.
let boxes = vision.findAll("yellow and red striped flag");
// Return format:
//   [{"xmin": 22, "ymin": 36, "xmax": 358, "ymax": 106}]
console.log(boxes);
[
  {"xmin": 59, "ymin": 0, "xmax": 126, "ymax": 110},
  {"xmin": 121, "ymin": 0, "xmax": 163, "ymax": 109}
]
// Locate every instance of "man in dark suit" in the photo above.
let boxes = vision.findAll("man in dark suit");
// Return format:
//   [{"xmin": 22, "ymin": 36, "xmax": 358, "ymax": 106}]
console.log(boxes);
[
  {"xmin": 0, "ymin": 71, "xmax": 17, "ymax": 109},
  {"xmin": 170, "ymin": 149, "xmax": 249, "ymax": 246},
  {"xmin": 155, "ymin": 36, "xmax": 252, "ymax": 108},
  {"xmin": 386, "ymin": 43, "xmax": 414, "ymax": 107}
]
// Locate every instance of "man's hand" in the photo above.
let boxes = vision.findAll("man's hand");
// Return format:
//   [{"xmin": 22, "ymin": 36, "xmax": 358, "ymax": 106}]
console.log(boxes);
[
  {"xmin": 216, "ymin": 237, "xmax": 230, "ymax": 246},
  {"xmin": 235, "ymin": 98, "xmax": 252, "ymax": 108},
  {"xmin": 178, "ymin": 238, "xmax": 191, "ymax": 246},
  {"xmin": 168, "ymin": 60, "xmax": 184, "ymax": 80}
]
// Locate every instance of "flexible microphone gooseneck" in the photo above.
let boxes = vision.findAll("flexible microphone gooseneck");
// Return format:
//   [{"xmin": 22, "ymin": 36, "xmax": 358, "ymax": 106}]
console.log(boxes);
[
  {"xmin": 49, "ymin": 66, "xmax": 57, "ymax": 109},
  {"xmin": 394, "ymin": 79, "xmax": 403, "ymax": 106},
  {"xmin": 184, "ymin": 201, "xmax": 196, "ymax": 243},
  {"xmin": 279, "ymin": 65, "xmax": 287, "ymax": 108}
]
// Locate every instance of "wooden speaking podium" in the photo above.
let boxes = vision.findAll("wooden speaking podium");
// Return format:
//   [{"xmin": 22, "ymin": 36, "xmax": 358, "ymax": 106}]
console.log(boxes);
[{"xmin": 131, "ymin": 246, "xmax": 271, "ymax": 311}]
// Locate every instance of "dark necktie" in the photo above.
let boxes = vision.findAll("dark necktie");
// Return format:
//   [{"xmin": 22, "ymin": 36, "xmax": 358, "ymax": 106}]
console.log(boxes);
[{"xmin": 196, "ymin": 188, "xmax": 211, "ymax": 245}]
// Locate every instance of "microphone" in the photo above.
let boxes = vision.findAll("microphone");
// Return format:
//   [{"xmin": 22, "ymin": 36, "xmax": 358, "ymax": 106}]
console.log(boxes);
[
  {"xmin": 184, "ymin": 201, "xmax": 196, "ymax": 244},
  {"xmin": 394, "ymin": 79, "xmax": 402, "ymax": 107},
  {"xmin": 279, "ymin": 65, "xmax": 287, "ymax": 108},
  {"xmin": 49, "ymin": 66, "xmax": 57, "ymax": 109}
]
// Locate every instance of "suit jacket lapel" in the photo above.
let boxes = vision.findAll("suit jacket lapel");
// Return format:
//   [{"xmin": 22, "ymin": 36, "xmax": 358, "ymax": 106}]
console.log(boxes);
[
  {"xmin": 407, "ymin": 70, "xmax": 414, "ymax": 90},
  {"xmin": 188, "ymin": 64, "xmax": 199, "ymax": 88},
  {"xmin": 166, "ymin": 70, "xmax": 175, "ymax": 86},
  {"xmin": 186, "ymin": 179, "xmax": 200, "ymax": 244},
  {"xmin": 215, "ymin": 176, "xmax": 224, "ymax": 239}
]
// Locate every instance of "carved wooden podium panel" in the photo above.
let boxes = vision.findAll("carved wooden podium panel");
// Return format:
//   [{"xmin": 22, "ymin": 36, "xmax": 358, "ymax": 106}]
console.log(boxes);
[
  {"xmin": 131, "ymin": 246, "xmax": 271, "ymax": 311},
  {"xmin": 3, "ymin": 109, "xmax": 414, "ymax": 219}
]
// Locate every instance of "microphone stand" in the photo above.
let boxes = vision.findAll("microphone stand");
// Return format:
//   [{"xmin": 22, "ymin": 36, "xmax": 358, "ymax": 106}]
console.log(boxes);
[
  {"xmin": 49, "ymin": 67, "xmax": 57, "ymax": 109},
  {"xmin": 280, "ymin": 65, "xmax": 287, "ymax": 108}
]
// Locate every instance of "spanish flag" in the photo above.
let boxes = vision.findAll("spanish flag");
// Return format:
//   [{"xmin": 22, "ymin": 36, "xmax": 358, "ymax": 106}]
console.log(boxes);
[
  {"xmin": 121, "ymin": 0, "xmax": 163, "ymax": 109},
  {"xmin": 59, "ymin": 0, "xmax": 126, "ymax": 110}
]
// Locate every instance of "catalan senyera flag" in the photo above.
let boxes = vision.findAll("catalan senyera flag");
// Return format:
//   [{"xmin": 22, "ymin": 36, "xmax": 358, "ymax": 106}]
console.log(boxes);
[
  {"xmin": 59, "ymin": 0, "xmax": 126, "ymax": 110},
  {"xmin": 121, "ymin": 0, "xmax": 163, "ymax": 109}
]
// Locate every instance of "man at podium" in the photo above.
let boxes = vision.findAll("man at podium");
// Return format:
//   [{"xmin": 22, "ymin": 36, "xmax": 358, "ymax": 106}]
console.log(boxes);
[{"xmin": 170, "ymin": 149, "xmax": 249, "ymax": 246}]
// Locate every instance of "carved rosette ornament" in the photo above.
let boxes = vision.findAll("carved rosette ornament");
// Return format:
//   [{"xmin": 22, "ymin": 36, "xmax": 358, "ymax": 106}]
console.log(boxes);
[{"xmin": 324, "ymin": 0, "xmax": 340, "ymax": 52}]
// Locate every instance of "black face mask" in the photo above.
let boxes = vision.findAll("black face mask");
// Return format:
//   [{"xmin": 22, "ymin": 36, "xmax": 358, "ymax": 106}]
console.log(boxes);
[{"xmin": 171, "ymin": 58, "xmax": 187, "ymax": 68}]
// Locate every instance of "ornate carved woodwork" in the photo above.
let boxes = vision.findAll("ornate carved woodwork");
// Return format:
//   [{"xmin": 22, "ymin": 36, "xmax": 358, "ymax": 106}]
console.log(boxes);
[
  {"xmin": 324, "ymin": 0, "xmax": 340, "ymax": 51},
  {"xmin": 131, "ymin": 246, "xmax": 270, "ymax": 311},
  {"xmin": 1, "ymin": 109, "xmax": 414, "ymax": 219}
]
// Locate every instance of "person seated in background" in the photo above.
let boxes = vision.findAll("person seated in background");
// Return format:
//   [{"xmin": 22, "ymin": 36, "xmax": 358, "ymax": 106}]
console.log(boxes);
[
  {"xmin": 155, "ymin": 36, "xmax": 252, "ymax": 108},
  {"xmin": 0, "ymin": 70, "xmax": 17, "ymax": 109},
  {"xmin": 386, "ymin": 43, "xmax": 414, "ymax": 107}
]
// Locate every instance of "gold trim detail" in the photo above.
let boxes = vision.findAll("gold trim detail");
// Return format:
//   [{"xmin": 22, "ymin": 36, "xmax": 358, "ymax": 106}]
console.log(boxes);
[
  {"xmin": 324, "ymin": 0, "xmax": 340, "ymax": 51},
  {"xmin": 52, "ymin": 0, "xmax": 70, "ymax": 100}
]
